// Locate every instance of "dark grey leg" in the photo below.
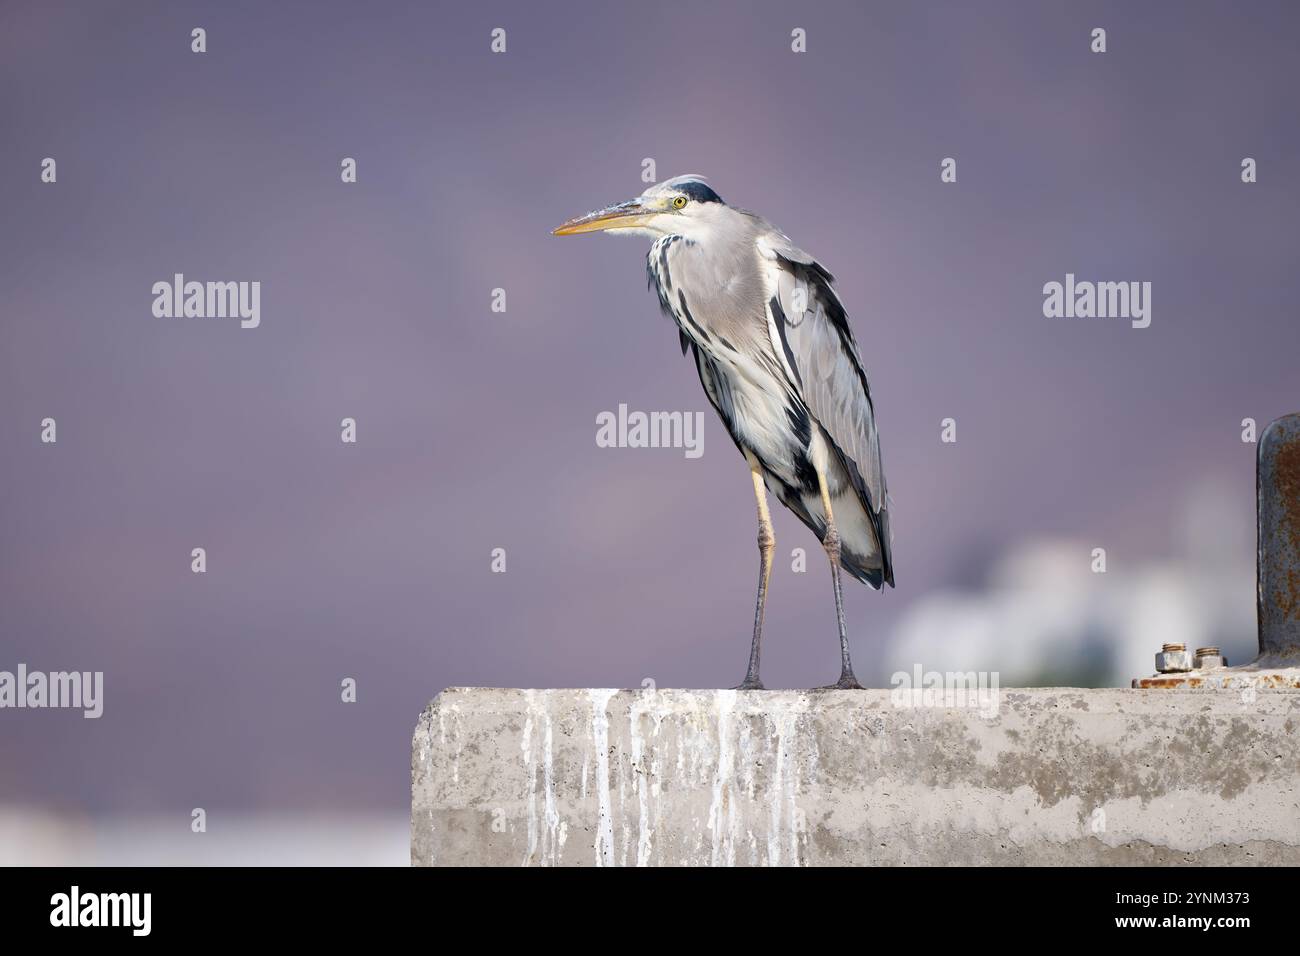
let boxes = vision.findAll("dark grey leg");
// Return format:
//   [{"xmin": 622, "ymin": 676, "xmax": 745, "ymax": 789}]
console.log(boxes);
[
  {"xmin": 815, "ymin": 469, "xmax": 864, "ymax": 690},
  {"xmin": 735, "ymin": 466, "xmax": 773, "ymax": 691}
]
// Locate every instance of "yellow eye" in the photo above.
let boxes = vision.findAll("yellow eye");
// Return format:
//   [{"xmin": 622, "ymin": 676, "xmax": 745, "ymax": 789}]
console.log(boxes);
[{"xmin": 672, "ymin": 196, "xmax": 687, "ymax": 209}]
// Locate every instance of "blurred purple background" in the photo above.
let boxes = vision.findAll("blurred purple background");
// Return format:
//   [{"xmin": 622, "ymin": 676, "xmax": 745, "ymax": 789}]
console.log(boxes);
[{"xmin": 1, "ymin": 0, "xmax": 1297, "ymax": 829}]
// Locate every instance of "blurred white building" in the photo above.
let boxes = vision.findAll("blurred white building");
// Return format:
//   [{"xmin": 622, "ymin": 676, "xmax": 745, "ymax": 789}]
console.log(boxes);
[
  {"xmin": 885, "ymin": 480, "xmax": 1257, "ymax": 687},
  {"xmin": 0, "ymin": 807, "xmax": 408, "ymax": 866}
]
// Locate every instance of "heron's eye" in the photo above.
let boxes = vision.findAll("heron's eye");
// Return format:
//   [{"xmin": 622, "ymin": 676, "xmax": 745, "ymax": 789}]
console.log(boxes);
[{"xmin": 672, "ymin": 196, "xmax": 687, "ymax": 209}]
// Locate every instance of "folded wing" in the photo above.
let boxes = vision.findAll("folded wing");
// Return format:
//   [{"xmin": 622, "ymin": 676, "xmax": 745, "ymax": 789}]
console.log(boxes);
[{"xmin": 759, "ymin": 236, "xmax": 894, "ymax": 586}]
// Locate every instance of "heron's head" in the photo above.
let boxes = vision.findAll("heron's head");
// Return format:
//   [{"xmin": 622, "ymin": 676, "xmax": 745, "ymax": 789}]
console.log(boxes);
[{"xmin": 552, "ymin": 174, "xmax": 727, "ymax": 241}]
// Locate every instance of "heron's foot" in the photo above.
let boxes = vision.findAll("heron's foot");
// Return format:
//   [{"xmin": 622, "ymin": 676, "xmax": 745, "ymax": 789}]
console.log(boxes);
[
  {"xmin": 813, "ymin": 672, "xmax": 865, "ymax": 691},
  {"xmin": 733, "ymin": 677, "xmax": 766, "ymax": 691}
]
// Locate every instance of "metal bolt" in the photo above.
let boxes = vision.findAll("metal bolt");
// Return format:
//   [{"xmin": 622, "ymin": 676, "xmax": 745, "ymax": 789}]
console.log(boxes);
[
  {"xmin": 1194, "ymin": 646, "xmax": 1226, "ymax": 669},
  {"xmin": 1155, "ymin": 643, "xmax": 1193, "ymax": 673}
]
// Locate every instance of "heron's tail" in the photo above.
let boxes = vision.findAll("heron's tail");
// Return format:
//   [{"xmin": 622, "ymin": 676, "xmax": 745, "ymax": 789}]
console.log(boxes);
[
  {"xmin": 778, "ymin": 481, "xmax": 894, "ymax": 590},
  {"xmin": 839, "ymin": 550, "xmax": 891, "ymax": 590},
  {"xmin": 840, "ymin": 504, "xmax": 894, "ymax": 590}
]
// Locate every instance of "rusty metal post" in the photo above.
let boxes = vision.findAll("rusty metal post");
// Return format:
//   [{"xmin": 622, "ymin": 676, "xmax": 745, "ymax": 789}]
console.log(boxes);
[
  {"xmin": 1258, "ymin": 413, "xmax": 1300, "ymax": 660},
  {"xmin": 1134, "ymin": 413, "xmax": 1300, "ymax": 687}
]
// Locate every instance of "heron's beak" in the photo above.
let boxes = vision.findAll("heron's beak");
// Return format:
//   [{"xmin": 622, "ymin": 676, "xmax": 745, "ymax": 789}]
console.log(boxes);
[{"xmin": 552, "ymin": 198, "xmax": 653, "ymax": 236}]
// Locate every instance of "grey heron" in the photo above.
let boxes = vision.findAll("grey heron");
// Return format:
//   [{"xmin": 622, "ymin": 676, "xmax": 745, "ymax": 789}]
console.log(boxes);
[{"xmin": 554, "ymin": 175, "xmax": 893, "ymax": 690}]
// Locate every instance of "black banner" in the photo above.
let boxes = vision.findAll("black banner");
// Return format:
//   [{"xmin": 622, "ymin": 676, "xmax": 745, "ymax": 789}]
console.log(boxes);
[{"xmin": 0, "ymin": 865, "xmax": 1286, "ymax": 942}]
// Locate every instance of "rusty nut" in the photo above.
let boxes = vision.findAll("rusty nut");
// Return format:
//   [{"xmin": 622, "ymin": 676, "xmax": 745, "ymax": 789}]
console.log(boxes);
[
  {"xmin": 1155, "ymin": 643, "xmax": 1193, "ymax": 674},
  {"xmin": 1194, "ymin": 646, "xmax": 1226, "ymax": 669}
]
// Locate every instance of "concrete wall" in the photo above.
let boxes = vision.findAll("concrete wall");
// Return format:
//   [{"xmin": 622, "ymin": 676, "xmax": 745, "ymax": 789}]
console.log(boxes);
[{"xmin": 410, "ymin": 686, "xmax": 1300, "ymax": 866}]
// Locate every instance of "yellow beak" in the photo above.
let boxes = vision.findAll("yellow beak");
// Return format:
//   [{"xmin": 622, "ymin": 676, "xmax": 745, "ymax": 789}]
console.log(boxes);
[{"xmin": 552, "ymin": 199, "xmax": 653, "ymax": 236}]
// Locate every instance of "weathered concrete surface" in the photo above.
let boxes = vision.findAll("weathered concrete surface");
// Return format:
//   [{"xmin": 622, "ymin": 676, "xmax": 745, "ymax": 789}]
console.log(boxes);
[{"xmin": 411, "ymin": 687, "xmax": 1300, "ymax": 866}]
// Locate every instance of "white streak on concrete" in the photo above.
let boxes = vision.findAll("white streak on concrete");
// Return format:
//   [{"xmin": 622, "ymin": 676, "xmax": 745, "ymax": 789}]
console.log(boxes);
[
  {"xmin": 542, "ymin": 711, "xmax": 561, "ymax": 865},
  {"xmin": 436, "ymin": 703, "xmax": 463, "ymax": 786},
  {"xmin": 707, "ymin": 690, "xmax": 738, "ymax": 866},
  {"xmin": 589, "ymin": 689, "xmax": 618, "ymax": 866},
  {"xmin": 629, "ymin": 691, "xmax": 655, "ymax": 866},
  {"xmin": 617, "ymin": 740, "xmax": 630, "ymax": 867},
  {"xmin": 520, "ymin": 693, "xmax": 537, "ymax": 866}
]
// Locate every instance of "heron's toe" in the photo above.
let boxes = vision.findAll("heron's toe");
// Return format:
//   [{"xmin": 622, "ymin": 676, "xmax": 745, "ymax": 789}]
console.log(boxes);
[{"xmin": 813, "ymin": 675, "xmax": 866, "ymax": 691}]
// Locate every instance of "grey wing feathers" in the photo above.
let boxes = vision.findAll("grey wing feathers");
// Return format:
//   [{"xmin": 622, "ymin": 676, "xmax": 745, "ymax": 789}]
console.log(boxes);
[{"xmin": 763, "ymin": 238, "xmax": 894, "ymax": 586}]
